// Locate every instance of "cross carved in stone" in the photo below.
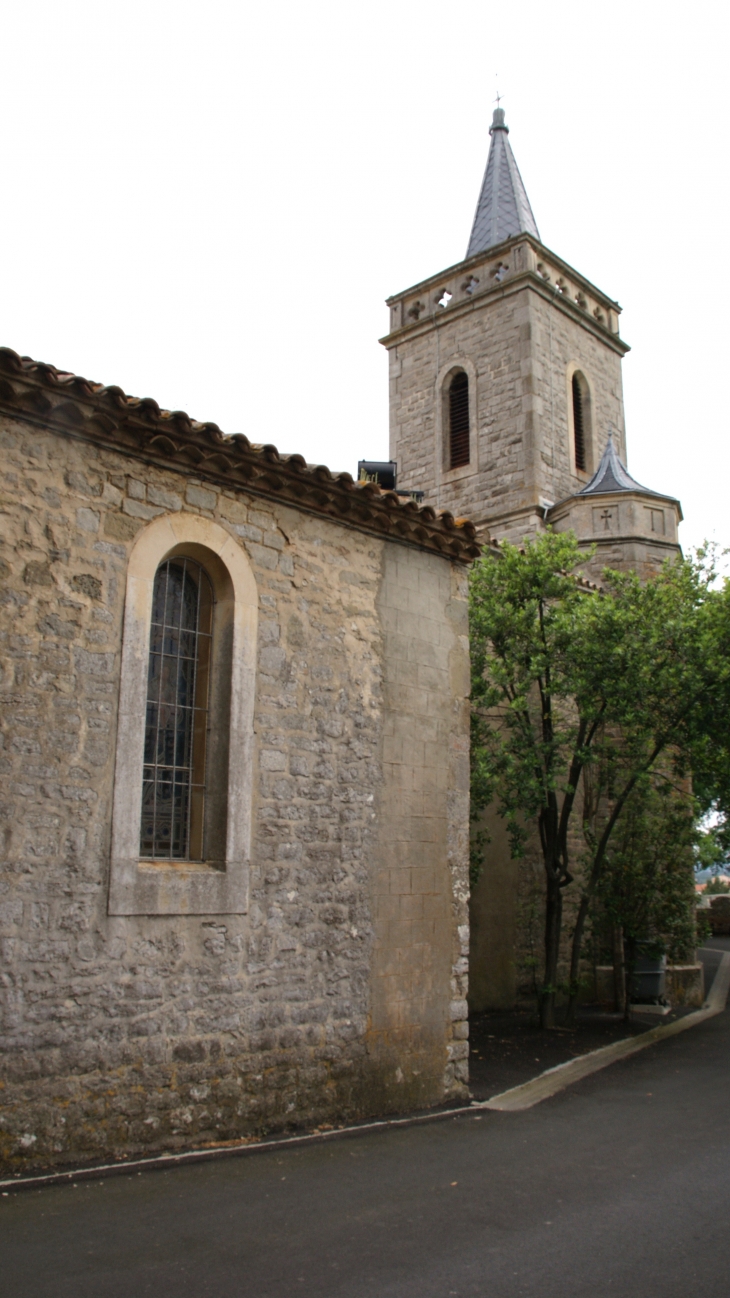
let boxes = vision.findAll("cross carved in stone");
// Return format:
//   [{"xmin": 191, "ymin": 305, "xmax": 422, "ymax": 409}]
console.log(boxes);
[{"xmin": 600, "ymin": 510, "xmax": 613, "ymax": 531}]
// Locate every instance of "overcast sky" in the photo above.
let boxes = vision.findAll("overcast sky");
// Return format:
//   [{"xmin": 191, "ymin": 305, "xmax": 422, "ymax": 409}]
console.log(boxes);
[{"xmin": 2, "ymin": 0, "xmax": 728, "ymax": 554}]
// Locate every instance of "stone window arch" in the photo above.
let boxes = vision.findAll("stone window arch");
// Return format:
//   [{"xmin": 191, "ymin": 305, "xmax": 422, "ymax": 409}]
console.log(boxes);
[
  {"xmin": 567, "ymin": 367, "xmax": 593, "ymax": 476},
  {"xmin": 436, "ymin": 358, "xmax": 479, "ymax": 480},
  {"xmin": 109, "ymin": 514, "xmax": 258, "ymax": 916}
]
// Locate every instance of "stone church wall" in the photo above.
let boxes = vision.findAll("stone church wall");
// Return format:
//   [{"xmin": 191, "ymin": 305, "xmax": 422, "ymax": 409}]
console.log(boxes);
[
  {"xmin": 527, "ymin": 289, "xmax": 626, "ymax": 509},
  {"xmin": 0, "ymin": 410, "xmax": 470, "ymax": 1172},
  {"xmin": 389, "ymin": 291, "xmax": 528, "ymax": 530}
]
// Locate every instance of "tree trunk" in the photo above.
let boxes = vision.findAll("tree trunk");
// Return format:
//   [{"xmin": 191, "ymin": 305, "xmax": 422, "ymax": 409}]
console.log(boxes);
[
  {"xmin": 564, "ymin": 894, "xmax": 590, "ymax": 1027},
  {"xmin": 623, "ymin": 935, "xmax": 636, "ymax": 1022},
  {"xmin": 540, "ymin": 875, "xmax": 563, "ymax": 1029},
  {"xmin": 612, "ymin": 925, "xmax": 626, "ymax": 1015}
]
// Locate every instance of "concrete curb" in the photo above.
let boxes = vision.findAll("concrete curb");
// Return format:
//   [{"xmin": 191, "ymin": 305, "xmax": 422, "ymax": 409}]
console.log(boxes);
[
  {"xmin": 478, "ymin": 950, "xmax": 730, "ymax": 1113},
  {"xmin": 3, "ymin": 952, "xmax": 727, "ymax": 1193}
]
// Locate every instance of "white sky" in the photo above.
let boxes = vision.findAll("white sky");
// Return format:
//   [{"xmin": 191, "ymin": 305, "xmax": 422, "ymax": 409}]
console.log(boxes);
[{"xmin": 2, "ymin": 0, "xmax": 728, "ymax": 553}]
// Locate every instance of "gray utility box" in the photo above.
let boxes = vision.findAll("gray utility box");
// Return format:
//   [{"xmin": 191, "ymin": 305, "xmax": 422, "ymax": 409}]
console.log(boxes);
[{"xmin": 629, "ymin": 953, "xmax": 667, "ymax": 1003}]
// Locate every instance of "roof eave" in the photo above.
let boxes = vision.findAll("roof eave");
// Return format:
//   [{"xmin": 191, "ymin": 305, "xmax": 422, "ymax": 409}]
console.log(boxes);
[{"xmin": 0, "ymin": 347, "xmax": 482, "ymax": 564}]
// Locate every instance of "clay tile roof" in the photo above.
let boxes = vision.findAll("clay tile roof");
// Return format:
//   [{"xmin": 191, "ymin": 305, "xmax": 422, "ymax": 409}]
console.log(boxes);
[
  {"xmin": 0, "ymin": 347, "xmax": 481, "ymax": 562},
  {"xmin": 467, "ymin": 108, "xmax": 540, "ymax": 258}
]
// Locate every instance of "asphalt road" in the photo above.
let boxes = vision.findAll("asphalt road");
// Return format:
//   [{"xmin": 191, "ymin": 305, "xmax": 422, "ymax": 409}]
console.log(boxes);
[{"xmin": 3, "ymin": 942, "xmax": 729, "ymax": 1298}]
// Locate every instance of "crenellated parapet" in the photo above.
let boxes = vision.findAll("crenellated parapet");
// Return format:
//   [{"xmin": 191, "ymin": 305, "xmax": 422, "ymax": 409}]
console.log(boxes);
[{"xmin": 382, "ymin": 232, "xmax": 627, "ymax": 357}]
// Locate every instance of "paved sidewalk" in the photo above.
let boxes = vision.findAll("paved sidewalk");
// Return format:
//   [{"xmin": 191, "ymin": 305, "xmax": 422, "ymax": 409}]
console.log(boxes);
[
  {"xmin": 469, "ymin": 946, "xmax": 719, "ymax": 1100},
  {"xmin": 2, "ymin": 940, "xmax": 729, "ymax": 1297}
]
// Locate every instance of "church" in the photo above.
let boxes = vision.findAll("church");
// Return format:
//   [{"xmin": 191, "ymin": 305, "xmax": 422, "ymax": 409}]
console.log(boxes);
[{"xmin": 0, "ymin": 108, "xmax": 681, "ymax": 1171}]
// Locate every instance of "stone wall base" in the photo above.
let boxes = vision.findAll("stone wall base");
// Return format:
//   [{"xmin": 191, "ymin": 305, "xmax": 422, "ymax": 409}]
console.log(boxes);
[
  {"xmin": 665, "ymin": 964, "xmax": 705, "ymax": 1007},
  {"xmin": 0, "ymin": 1036, "xmax": 469, "ymax": 1175},
  {"xmin": 594, "ymin": 963, "xmax": 705, "ymax": 1009}
]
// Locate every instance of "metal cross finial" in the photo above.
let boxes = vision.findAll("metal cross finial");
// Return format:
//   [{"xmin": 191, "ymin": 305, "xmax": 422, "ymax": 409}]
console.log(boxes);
[{"xmin": 494, "ymin": 84, "xmax": 502, "ymax": 109}]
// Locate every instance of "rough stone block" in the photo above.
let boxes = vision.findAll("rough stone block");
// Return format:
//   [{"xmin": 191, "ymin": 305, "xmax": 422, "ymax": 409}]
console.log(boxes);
[
  {"xmin": 76, "ymin": 508, "xmax": 100, "ymax": 533},
  {"xmin": 147, "ymin": 485, "xmax": 182, "ymax": 511},
  {"xmin": 123, "ymin": 499, "xmax": 164, "ymax": 520},
  {"xmin": 185, "ymin": 484, "xmax": 218, "ymax": 511}
]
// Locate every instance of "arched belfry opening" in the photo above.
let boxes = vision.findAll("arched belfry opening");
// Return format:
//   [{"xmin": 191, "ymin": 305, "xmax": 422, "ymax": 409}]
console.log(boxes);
[
  {"xmin": 571, "ymin": 372, "xmax": 590, "ymax": 474},
  {"xmin": 448, "ymin": 371, "xmax": 470, "ymax": 469}
]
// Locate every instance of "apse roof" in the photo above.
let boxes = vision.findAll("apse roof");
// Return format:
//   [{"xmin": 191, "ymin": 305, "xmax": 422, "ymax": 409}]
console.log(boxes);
[{"xmin": 466, "ymin": 108, "xmax": 540, "ymax": 257}]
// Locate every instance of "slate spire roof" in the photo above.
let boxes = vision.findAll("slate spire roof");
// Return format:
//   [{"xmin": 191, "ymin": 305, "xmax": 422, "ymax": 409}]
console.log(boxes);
[
  {"xmin": 466, "ymin": 107, "xmax": 540, "ymax": 258},
  {"xmin": 578, "ymin": 432, "xmax": 662, "ymax": 497}
]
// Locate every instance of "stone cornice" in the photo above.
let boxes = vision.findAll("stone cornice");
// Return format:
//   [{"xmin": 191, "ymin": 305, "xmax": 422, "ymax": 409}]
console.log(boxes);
[
  {"xmin": 0, "ymin": 348, "xmax": 481, "ymax": 563},
  {"xmin": 549, "ymin": 486, "xmax": 683, "ymax": 523},
  {"xmin": 575, "ymin": 535, "xmax": 682, "ymax": 553}
]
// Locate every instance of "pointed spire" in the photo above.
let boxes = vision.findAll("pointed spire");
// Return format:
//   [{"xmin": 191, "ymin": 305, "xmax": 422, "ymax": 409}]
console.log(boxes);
[
  {"xmin": 578, "ymin": 432, "xmax": 661, "ymax": 497},
  {"xmin": 466, "ymin": 108, "xmax": 540, "ymax": 258}
]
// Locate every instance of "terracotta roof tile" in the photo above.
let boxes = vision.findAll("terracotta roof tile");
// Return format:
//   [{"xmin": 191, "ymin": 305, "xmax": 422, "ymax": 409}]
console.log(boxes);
[{"xmin": 0, "ymin": 348, "xmax": 481, "ymax": 563}]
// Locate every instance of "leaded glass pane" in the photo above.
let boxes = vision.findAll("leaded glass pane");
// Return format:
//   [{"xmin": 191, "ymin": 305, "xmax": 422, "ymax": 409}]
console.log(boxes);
[{"xmin": 139, "ymin": 558, "xmax": 213, "ymax": 860}]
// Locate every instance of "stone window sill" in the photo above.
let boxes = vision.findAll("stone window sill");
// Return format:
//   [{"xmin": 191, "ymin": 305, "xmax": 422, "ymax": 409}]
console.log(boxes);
[{"xmin": 138, "ymin": 860, "xmax": 223, "ymax": 874}]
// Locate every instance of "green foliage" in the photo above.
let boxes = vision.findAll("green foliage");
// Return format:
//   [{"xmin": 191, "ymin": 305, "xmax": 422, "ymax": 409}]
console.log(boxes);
[
  {"xmin": 469, "ymin": 532, "xmax": 730, "ymax": 1026},
  {"xmin": 470, "ymin": 531, "xmax": 595, "ymax": 865},
  {"xmin": 469, "ymin": 827, "xmax": 489, "ymax": 889},
  {"xmin": 696, "ymin": 910, "xmax": 712, "ymax": 942},
  {"xmin": 704, "ymin": 875, "xmax": 730, "ymax": 894},
  {"xmin": 694, "ymin": 820, "xmax": 729, "ymax": 874},
  {"xmin": 595, "ymin": 775, "xmax": 697, "ymax": 963}
]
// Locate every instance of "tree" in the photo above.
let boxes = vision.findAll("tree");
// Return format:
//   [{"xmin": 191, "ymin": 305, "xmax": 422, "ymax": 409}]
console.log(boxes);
[
  {"xmin": 594, "ymin": 773, "xmax": 697, "ymax": 1017},
  {"xmin": 694, "ymin": 817, "xmax": 729, "ymax": 879},
  {"xmin": 704, "ymin": 875, "xmax": 730, "ymax": 894},
  {"xmin": 565, "ymin": 547, "xmax": 730, "ymax": 1021},
  {"xmin": 469, "ymin": 533, "xmax": 730, "ymax": 1029}
]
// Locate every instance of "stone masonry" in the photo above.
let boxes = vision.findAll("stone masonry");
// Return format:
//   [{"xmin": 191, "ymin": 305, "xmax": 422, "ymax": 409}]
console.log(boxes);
[
  {"xmin": 0, "ymin": 350, "xmax": 475, "ymax": 1172},
  {"xmin": 382, "ymin": 232, "xmax": 629, "ymax": 543}
]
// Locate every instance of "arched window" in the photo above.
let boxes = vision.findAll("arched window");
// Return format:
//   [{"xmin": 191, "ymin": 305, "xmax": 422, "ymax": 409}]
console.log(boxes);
[
  {"xmin": 449, "ymin": 372, "xmax": 470, "ymax": 469},
  {"xmin": 572, "ymin": 373, "xmax": 587, "ymax": 473},
  {"xmin": 140, "ymin": 558, "xmax": 213, "ymax": 861},
  {"xmin": 109, "ymin": 513, "xmax": 258, "ymax": 917}
]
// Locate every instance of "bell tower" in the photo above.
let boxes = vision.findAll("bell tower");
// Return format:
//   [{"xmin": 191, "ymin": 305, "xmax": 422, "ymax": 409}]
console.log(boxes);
[
  {"xmin": 380, "ymin": 107, "xmax": 634, "ymax": 545},
  {"xmin": 384, "ymin": 108, "xmax": 685, "ymax": 1014}
]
